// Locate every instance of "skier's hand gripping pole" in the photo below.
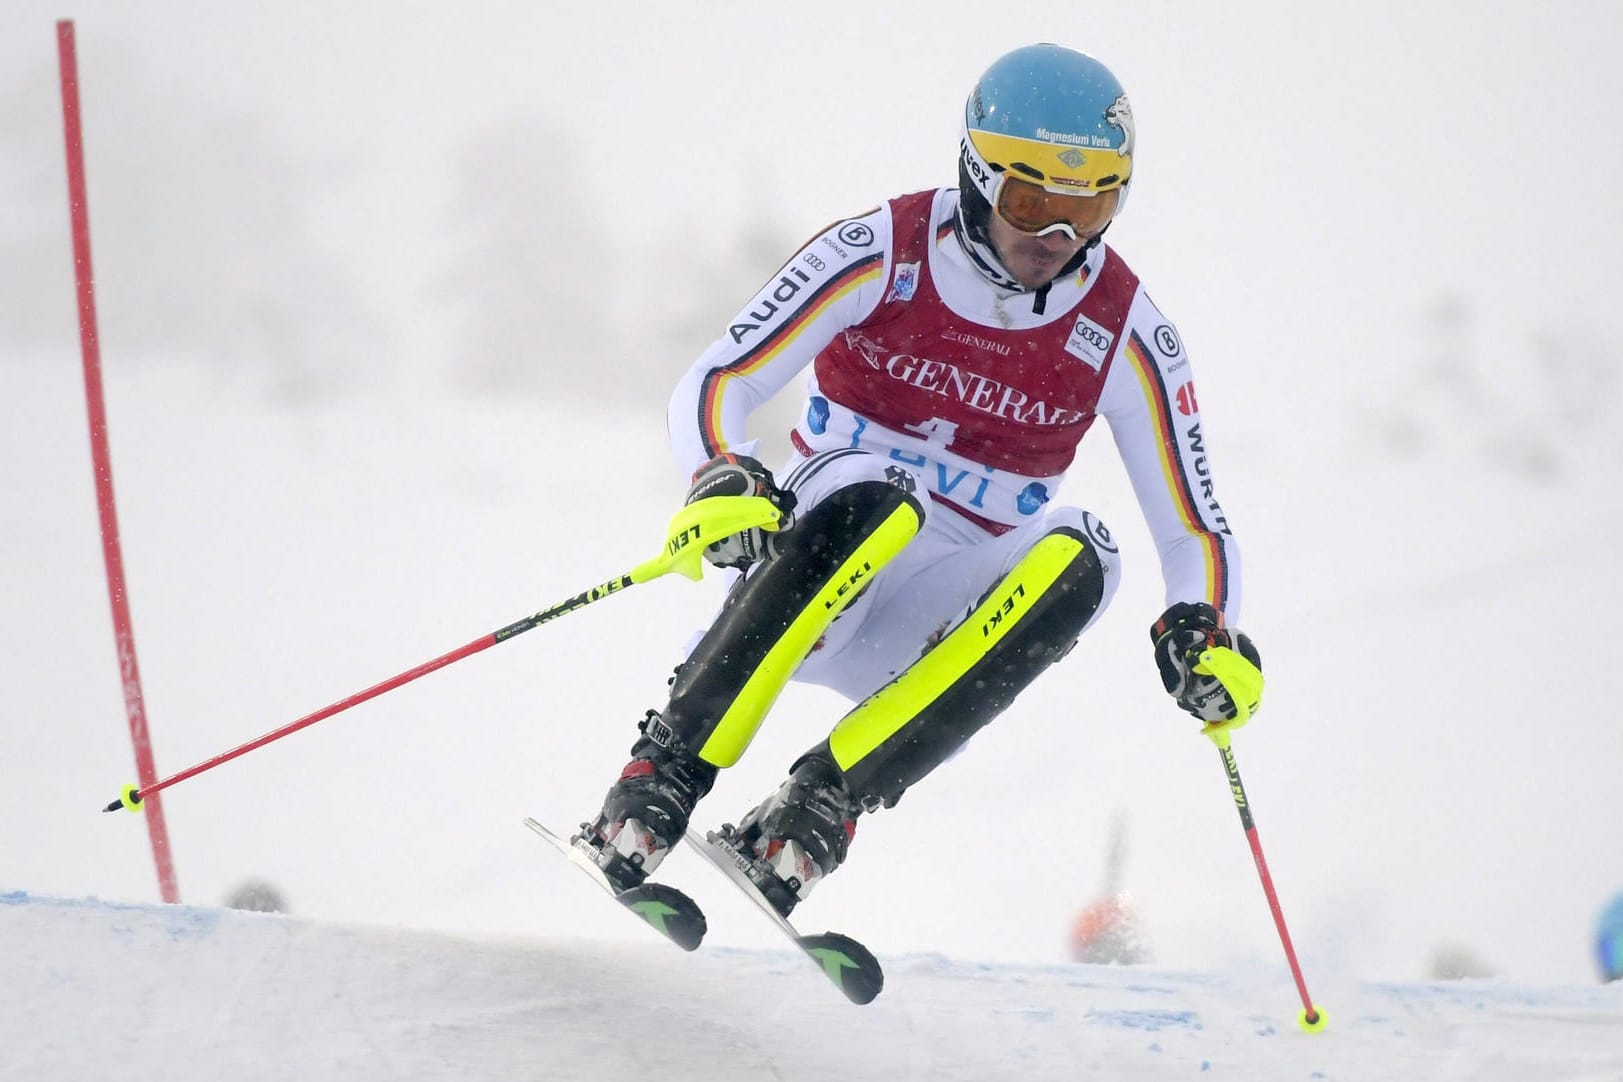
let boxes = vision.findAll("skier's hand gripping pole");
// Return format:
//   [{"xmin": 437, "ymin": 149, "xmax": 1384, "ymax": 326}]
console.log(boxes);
[
  {"xmin": 102, "ymin": 495, "xmax": 786, "ymax": 814},
  {"xmin": 1150, "ymin": 602, "xmax": 1263, "ymax": 732}
]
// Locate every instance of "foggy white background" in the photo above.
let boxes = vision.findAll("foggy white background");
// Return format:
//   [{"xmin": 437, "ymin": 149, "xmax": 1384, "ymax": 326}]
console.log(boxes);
[{"xmin": 3, "ymin": 0, "xmax": 1621, "ymax": 989}]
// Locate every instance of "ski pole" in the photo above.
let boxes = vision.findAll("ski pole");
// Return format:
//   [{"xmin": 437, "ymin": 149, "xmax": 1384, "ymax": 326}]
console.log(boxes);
[
  {"xmin": 1194, "ymin": 648, "xmax": 1325, "ymax": 1032},
  {"xmin": 102, "ymin": 495, "xmax": 783, "ymax": 814}
]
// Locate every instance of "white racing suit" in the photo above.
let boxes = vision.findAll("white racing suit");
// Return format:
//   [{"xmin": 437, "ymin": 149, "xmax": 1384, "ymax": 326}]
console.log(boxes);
[{"xmin": 656, "ymin": 186, "xmax": 1242, "ymax": 806}]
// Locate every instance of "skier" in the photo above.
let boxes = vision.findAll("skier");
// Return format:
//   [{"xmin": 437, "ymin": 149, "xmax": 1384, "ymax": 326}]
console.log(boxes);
[{"xmin": 576, "ymin": 43, "xmax": 1263, "ymax": 917}]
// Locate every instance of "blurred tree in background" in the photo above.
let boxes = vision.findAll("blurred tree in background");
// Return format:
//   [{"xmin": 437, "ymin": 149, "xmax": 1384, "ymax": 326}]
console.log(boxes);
[
  {"xmin": 440, "ymin": 115, "xmax": 803, "ymax": 424},
  {"xmin": 0, "ymin": 52, "xmax": 374, "ymax": 401},
  {"xmin": 5, "ymin": 51, "xmax": 816, "ymax": 435},
  {"xmin": 440, "ymin": 115, "xmax": 606, "ymax": 397},
  {"xmin": 1360, "ymin": 293, "xmax": 1618, "ymax": 483}
]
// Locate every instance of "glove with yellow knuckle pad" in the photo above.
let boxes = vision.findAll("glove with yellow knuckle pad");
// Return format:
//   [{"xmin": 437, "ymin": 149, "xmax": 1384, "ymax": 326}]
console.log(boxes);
[
  {"xmin": 1150, "ymin": 601, "xmax": 1264, "ymax": 735},
  {"xmin": 684, "ymin": 453, "xmax": 797, "ymax": 572}
]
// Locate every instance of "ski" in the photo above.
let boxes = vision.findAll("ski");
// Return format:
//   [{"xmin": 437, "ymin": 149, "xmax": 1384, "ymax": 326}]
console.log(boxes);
[
  {"xmin": 683, "ymin": 825, "xmax": 884, "ymax": 1005},
  {"xmin": 523, "ymin": 817, "xmax": 707, "ymax": 952}
]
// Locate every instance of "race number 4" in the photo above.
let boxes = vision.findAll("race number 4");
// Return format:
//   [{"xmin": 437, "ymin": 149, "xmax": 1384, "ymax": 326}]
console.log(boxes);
[{"xmin": 902, "ymin": 417, "xmax": 959, "ymax": 451}]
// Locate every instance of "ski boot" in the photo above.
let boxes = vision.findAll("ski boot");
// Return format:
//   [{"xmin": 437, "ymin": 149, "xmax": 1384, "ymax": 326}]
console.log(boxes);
[
  {"xmin": 725, "ymin": 756, "xmax": 862, "ymax": 917},
  {"xmin": 577, "ymin": 713, "xmax": 716, "ymax": 893}
]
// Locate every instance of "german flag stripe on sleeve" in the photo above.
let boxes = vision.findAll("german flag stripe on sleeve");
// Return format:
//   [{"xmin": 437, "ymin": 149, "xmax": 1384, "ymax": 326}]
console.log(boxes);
[
  {"xmin": 1122, "ymin": 331, "xmax": 1230, "ymax": 612},
  {"xmin": 696, "ymin": 253, "xmax": 885, "ymax": 458}
]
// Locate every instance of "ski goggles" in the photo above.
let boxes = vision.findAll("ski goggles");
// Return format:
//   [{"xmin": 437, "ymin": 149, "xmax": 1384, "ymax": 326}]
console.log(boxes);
[{"xmin": 994, "ymin": 177, "xmax": 1120, "ymax": 240}]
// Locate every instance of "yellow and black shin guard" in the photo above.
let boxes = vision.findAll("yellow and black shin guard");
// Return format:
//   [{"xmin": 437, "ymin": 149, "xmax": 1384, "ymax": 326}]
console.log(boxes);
[
  {"xmin": 825, "ymin": 525, "xmax": 1106, "ymax": 807},
  {"xmin": 661, "ymin": 481, "xmax": 924, "ymax": 769}
]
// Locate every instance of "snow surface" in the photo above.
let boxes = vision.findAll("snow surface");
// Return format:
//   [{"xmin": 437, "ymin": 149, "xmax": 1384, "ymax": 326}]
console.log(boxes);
[{"xmin": 5, "ymin": 890, "xmax": 1622, "ymax": 1081}]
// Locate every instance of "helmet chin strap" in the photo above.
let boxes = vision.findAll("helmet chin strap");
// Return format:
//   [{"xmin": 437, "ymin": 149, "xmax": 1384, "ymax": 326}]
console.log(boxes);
[{"xmin": 952, "ymin": 200, "xmax": 1027, "ymax": 293}]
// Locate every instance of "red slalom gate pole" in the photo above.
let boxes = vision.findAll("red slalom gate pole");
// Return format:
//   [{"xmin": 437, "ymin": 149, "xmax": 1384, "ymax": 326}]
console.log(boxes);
[{"xmin": 58, "ymin": 19, "xmax": 182, "ymax": 902}]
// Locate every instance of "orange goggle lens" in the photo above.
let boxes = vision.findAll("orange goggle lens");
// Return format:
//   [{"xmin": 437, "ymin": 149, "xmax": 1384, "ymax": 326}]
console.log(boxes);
[{"xmin": 995, "ymin": 178, "xmax": 1120, "ymax": 238}]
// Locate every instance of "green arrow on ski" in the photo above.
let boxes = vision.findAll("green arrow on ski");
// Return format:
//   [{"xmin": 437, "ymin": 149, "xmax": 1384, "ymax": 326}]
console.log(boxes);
[
  {"xmin": 807, "ymin": 945, "xmax": 860, "ymax": 986},
  {"xmin": 629, "ymin": 898, "xmax": 683, "ymax": 935}
]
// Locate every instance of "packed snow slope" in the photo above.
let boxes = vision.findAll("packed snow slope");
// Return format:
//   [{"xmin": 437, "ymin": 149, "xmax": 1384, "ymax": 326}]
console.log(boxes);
[{"xmin": 4, "ymin": 891, "xmax": 1621, "ymax": 1082}]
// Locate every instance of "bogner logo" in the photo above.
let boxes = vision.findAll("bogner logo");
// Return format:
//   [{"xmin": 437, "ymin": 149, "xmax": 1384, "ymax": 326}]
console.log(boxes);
[{"xmin": 1064, "ymin": 313, "xmax": 1114, "ymax": 371}]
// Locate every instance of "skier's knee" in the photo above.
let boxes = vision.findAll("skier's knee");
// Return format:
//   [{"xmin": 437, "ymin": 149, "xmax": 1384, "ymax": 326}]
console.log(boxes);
[
  {"xmin": 661, "ymin": 478, "xmax": 924, "ymax": 769},
  {"xmin": 780, "ymin": 477, "xmax": 925, "ymax": 557},
  {"xmin": 1031, "ymin": 510, "xmax": 1120, "ymax": 637},
  {"xmin": 828, "ymin": 524, "xmax": 1111, "ymax": 807}
]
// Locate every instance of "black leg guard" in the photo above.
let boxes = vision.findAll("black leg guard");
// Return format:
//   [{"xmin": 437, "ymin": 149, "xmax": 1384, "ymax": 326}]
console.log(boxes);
[
  {"xmin": 656, "ymin": 480, "xmax": 924, "ymax": 769},
  {"xmin": 824, "ymin": 525, "xmax": 1106, "ymax": 808}
]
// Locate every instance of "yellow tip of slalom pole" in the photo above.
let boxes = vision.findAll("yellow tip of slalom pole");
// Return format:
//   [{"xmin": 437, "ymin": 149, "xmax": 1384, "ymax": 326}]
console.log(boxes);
[
  {"xmin": 102, "ymin": 782, "xmax": 144, "ymax": 813},
  {"xmin": 1298, "ymin": 1005, "xmax": 1328, "ymax": 1033}
]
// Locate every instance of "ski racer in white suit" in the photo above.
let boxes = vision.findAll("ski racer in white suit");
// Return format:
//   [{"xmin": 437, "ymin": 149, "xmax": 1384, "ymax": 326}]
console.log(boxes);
[{"xmin": 579, "ymin": 43, "xmax": 1264, "ymax": 917}]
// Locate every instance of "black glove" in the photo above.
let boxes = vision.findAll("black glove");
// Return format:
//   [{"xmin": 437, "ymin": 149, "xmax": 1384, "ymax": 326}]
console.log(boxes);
[
  {"xmin": 685, "ymin": 453, "xmax": 797, "ymax": 571},
  {"xmin": 1149, "ymin": 601, "xmax": 1263, "ymax": 725}
]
